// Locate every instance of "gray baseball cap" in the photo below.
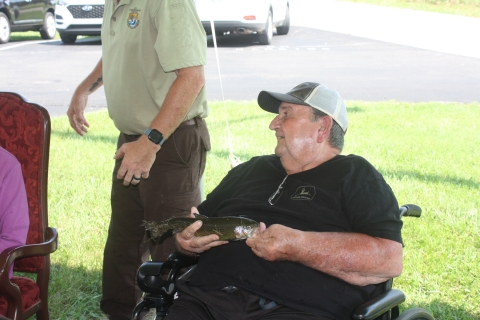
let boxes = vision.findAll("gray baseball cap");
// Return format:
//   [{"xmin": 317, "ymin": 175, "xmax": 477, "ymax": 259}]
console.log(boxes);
[{"xmin": 257, "ymin": 82, "xmax": 348, "ymax": 133}]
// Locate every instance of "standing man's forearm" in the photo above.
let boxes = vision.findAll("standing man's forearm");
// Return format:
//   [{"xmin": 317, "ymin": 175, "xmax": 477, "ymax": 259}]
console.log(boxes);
[
  {"xmin": 67, "ymin": 58, "xmax": 103, "ymax": 135},
  {"xmin": 149, "ymin": 65, "xmax": 205, "ymax": 140},
  {"xmin": 75, "ymin": 58, "xmax": 104, "ymax": 95}
]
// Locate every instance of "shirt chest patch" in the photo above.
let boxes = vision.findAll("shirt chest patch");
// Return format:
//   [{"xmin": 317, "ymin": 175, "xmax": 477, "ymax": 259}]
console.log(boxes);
[
  {"xmin": 291, "ymin": 186, "xmax": 316, "ymax": 201},
  {"xmin": 127, "ymin": 7, "xmax": 141, "ymax": 29}
]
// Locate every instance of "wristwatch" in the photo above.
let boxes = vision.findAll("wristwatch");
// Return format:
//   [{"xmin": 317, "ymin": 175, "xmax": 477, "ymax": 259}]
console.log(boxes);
[{"xmin": 144, "ymin": 128, "xmax": 165, "ymax": 146}]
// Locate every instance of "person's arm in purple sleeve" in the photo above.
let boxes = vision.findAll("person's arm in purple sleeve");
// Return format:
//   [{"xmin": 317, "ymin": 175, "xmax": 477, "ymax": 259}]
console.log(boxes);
[{"xmin": 0, "ymin": 148, "xmax": 29, "ymax": 278}]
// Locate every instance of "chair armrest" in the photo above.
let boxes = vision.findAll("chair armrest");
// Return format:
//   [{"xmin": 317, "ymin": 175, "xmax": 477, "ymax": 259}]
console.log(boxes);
[
  {"xmin": 0, "ymin": 227, "xmax": 58, "ymax": 301},
  {"xmin": 0, "ymin": 227, "xmax": 58, "ymax": 277},
  {"xmin": 351, "ymin": 289, "xmax": 405, "ymax": 320}
]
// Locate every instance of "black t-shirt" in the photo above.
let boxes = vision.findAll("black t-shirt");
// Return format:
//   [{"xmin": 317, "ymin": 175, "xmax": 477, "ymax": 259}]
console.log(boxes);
[{"xmin": 189, "ymin": 154, "xmax": 402, "ymax": 319}]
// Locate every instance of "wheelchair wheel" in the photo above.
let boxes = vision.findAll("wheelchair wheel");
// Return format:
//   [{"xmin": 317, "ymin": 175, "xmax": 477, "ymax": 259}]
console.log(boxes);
[
  {"xmin": 396, "ymin": 308, "xmax": 435, "ymax": 320},
  {"xmin": 131, "ymin": 299, "xmax": 155, "ymax": 320}
]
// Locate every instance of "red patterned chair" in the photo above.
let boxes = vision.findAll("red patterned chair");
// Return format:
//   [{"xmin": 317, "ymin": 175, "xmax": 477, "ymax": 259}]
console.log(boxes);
[{"xmin": 0, "ymin": 92, "xmax": 58, "ymax": 320}]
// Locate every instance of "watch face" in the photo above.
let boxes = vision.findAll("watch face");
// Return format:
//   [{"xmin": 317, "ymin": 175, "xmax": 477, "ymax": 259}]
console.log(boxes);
[{"xmin": 148, "ymin": 129, "xmax": 163, "ymax": 144}]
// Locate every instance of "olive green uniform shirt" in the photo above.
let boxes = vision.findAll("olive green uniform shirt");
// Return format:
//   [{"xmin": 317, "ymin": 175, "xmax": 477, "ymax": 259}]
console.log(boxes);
[{"xmin": 101, "ymin": 0, "xmax": 208, "ymax": 134}]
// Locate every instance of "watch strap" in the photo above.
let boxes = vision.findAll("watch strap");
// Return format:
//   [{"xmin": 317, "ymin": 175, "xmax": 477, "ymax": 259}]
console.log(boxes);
[{"xmin": 144, "ymin": 128, "xmax": 166, "ymax": 146}]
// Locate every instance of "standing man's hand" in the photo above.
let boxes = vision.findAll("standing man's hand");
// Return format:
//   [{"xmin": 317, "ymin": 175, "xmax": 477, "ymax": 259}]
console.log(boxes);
[
  {"xmin": 114, "ymin": 136, "xmax": 160, "ymax": 186},
  {"xmin": 67, "ymin": 91, "xmax": 90, "ymax": 136},
  {"xmin": 67, "ymin": 58, "xmax": 103, "ymax": 136}
]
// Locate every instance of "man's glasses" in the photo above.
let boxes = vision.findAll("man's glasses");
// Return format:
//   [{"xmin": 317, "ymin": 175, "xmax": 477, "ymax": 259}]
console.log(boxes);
[{"xmin": 268, "ymin": 175, "xmax": 288, "ymax": 205}]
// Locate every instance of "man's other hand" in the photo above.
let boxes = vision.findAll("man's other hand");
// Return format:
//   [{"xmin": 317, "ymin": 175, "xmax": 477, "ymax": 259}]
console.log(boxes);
[
  {"xmin": 246, "ymin": 223, "xmax": 302, "ymax": 262},
  {"xmin": 114, "ymin": 136, "xmax": 160, "ymax": 186}
]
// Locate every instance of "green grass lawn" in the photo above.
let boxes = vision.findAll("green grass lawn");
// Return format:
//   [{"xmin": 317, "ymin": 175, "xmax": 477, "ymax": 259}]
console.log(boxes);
[
  {"xmin": 347, "ymin": 0, "xmax": 480, "ymax": 17},
  {"xmin": 45, "ymin": 101, "xmax": 479, "ymax": 319}
]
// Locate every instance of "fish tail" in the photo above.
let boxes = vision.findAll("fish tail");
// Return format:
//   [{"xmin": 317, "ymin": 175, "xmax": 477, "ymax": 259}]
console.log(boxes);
[{"xmin": 143, "ymin": 221, "xmax": 171, "ymax": 238}]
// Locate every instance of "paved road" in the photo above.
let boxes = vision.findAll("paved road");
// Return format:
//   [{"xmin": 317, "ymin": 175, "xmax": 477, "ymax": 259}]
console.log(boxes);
[
  {"xmin": 204, "ymin": 27, "xmax": 480, "ymax": 103},
  {"xmin": 0, "ymin": 0, "xmax": 479, "ymax": 117},
  {"xmin": 290, "ymin": 0, "xmax": 480, "ymax": 59}
]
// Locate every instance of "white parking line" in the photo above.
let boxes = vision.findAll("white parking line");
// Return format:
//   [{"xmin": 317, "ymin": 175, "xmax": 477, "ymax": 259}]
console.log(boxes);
[
  {"xmin": 233, "ymin": 46, "xmax": 331, "ymax": 51},
  {"xmin": 0, "ymin": 39, "xmax": 58, "ymax": 52}
]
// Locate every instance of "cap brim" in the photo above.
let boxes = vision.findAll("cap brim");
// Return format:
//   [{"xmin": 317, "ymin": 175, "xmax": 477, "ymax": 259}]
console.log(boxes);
[{"xmin": 258, "ymin": 91, "xmax": 310, "ymax": 113}]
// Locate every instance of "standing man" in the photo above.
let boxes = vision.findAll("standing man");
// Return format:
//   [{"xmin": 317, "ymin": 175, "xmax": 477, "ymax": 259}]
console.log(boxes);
[{"xmin": 66, "ymin": 0, "xmax": 210, "ymax": 319}]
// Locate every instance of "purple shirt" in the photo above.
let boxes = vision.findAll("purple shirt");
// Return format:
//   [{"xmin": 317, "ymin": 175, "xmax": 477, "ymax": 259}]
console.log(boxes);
[{"xmin": 0, "ymin": 147, "xmax": 29, "ymax": 278}]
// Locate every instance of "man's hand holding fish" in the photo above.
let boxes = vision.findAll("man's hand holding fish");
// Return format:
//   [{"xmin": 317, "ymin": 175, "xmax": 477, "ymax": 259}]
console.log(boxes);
[
  {"xmin": 175, "ymin": 208, "xmax": 229, "ymax": 254},
  {"xmin": 246, "ymin": 223, "xmax": 300, "ymax": 262}
]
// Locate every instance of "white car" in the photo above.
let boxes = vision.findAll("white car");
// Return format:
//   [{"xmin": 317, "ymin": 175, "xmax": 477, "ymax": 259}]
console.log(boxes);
[
  {"xmin": 55, "ymin": 0, "xmax": 104, "ymax": 44},
  {"xmin": 195, "ymin": 0, "xmax": 290, "ymax": 45}
]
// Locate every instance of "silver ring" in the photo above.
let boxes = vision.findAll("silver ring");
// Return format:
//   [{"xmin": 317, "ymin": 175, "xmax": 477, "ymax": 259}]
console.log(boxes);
[{"xmin": 132, "ymin": 176, "xmax": 141, "ymax": 181}]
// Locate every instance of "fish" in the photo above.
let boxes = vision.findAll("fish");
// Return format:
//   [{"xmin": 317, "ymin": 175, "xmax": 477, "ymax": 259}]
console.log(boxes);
[{"xmin": 143, "ymin": 214, "xmax": 260, "ymax": 241}]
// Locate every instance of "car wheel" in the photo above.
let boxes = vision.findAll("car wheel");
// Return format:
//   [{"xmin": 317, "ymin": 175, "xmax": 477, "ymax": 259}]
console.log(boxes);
[
  {"xmin": 40, "ymin": 12, "xmax": 56, "ymax": 39},
  {"xmin": 258, "ymin": 11, "xmax": 273, "ymax": 45},
  {"xmin": 0, "ymin": 12, "xmax": 11, "ymax": 44},
  {"xmin": 60, "ymin": 33, "xmax": 78, "ymax": 44},
  {"xmin": 276, "ymin": 5, "xmax": 290, "ymax": 35}
]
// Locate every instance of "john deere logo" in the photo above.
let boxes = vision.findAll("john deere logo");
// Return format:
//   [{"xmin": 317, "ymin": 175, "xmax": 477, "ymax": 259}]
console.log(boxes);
[
  {"xmin": 291, "ymin": 186, "xmax": 316, "ymax": 201},
  {"xmin": 82, "ymin": 5, "xmax": 93, "ymax": 11}
]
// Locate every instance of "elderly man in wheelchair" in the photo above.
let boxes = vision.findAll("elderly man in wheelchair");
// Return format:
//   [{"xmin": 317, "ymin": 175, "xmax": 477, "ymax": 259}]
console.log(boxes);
[{"xmin": 133, "ymin": 82, "xmax": 434, "ymax": 320}]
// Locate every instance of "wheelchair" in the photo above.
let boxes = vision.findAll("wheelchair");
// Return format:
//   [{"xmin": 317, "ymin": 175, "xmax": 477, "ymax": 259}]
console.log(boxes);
[{"xmin": 131, "ymin": 204, "xmax": 435, "ymax": 320}]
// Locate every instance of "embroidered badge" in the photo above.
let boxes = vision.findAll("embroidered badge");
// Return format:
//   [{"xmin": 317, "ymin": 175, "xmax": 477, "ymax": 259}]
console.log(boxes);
[
  {"xmin": 127, "ymin": 7, "xmax": 140, "ymax": 29},
  {"xmin": 291, "ymin": 186, "xmax": 316, "ymax": 201}
]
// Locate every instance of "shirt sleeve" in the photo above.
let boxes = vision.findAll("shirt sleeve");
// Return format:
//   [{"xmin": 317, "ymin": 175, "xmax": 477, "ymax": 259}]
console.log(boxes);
[
  {"xmin": 153, "ymin": 0, "xmax": 207, "ymax": 72},
  {"xmin": 345, "ymin": 174, "xmax": 403, "ymax": 244},
  {"xmin": 0, "ymin": 156, "xmax": 29, "ymax": 278}
]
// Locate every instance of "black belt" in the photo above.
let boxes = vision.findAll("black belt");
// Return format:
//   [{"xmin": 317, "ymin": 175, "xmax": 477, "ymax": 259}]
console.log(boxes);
[{"xmin": 178, "ymin": 118, "xmax": 197, "ymax": 127}]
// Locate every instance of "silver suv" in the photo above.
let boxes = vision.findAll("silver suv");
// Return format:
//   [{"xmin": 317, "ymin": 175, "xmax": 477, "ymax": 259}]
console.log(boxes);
[{"xmin": 55, "ymin": 0, "xmax": 104, "ymax": 44}]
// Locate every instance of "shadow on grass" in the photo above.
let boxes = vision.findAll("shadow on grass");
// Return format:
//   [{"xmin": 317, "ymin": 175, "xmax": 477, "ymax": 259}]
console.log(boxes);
[
  {"xmin": 51, "ymin": 130, "xmax": 118, "ymax": 145},
  {"xmin": 381, "ymin": 169, "xmax": 479, "ymax": 190},
  {"xmin": 208, "ymin": 113, "xmax": 271, "ymax": 127},
  {"xmin": 347, "ymin": 106, "xmax": 364, "ymax": 114},
  {"xmin": 48, "ymin": 262, "xmax": 104, "ymax": 319},
  {"xmin": 208, "ymin": 149, "xmax": 266, "ymax": 163},
  {"xmin": 46, "ymin": 261, "xmax": 480, "ymax": 320}
]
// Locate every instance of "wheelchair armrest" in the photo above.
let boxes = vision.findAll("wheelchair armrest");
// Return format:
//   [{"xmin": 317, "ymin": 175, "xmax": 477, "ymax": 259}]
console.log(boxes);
[
  {"xmin": 137, "ymin": 251, "xmax": 198, "ymax": 295},
  {"xmin": 400, "ymin": 204, "xmax": 422, "ymax": 218},
  {"xmin": 351, "ymin": 289, "xmax": 405, "ymax": 320}
]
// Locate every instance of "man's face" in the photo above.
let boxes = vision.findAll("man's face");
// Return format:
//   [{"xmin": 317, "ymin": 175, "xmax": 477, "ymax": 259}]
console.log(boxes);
[{"xmin": 269, "ymin": 102, "xmax": 322, "ymax": 167}]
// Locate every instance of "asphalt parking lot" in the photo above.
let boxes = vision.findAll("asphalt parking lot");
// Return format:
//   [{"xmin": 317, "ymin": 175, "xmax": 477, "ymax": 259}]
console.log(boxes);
[{"xmin": 1, "ymin": 0, "xmax": 479, "ymax": 117}]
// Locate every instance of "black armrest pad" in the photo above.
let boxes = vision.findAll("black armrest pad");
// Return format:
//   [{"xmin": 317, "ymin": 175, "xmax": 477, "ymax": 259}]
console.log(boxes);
[
  {"xmin": 137, "ymin": 252, "xmax": 198, "ymax": 294},
  {"xmin": 351, "ymin": 289, "xmax": 405, "ymax": 320}
]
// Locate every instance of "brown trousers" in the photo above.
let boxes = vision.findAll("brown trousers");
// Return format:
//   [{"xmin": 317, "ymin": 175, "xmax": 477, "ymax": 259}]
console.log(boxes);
[{"xmin": 100, "ymin": 118, "xmax": 210, "ymax": 319}]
